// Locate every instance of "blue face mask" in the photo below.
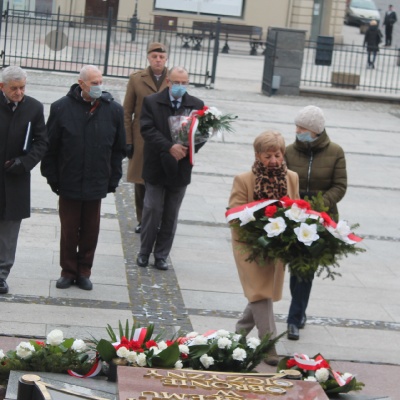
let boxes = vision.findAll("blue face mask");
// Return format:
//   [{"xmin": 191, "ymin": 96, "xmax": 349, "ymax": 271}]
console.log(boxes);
[
  {"xmin": 296, "ymin": 131, "xmax": 316, "ymax": 143},
  {"xmin": 88, "ymin": 85, "xmax": 103, "ymax": 99},
  {"xmin": 171, "ymin": 84, "xmax": 187, "ymax": 98}
]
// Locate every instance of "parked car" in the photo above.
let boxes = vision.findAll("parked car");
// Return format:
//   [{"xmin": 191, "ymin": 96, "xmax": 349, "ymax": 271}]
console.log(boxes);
[{"xmin": 344, "ymin": 0, "xmax": 381, "ymax": 26}]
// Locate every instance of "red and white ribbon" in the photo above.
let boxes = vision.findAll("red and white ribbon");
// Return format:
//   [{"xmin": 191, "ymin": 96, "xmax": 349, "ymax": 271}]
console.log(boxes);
[
  {"xmin": 293, "ymin": 353, "xmax": 327, "ymax": 371},
  {"xmin": 188, "ymin": 116, "xmax": 199, "ymax": 166},
  {"xmin": 133, "ymin": 327, "xmax": 148, "ymax": 344},
  {"xmin": 225, "ymin": 199, "xmax": 279, "ymax": 225},
  {"xmin": 67, "ymin": 358, "xmax": 102, "ymax": 378}
]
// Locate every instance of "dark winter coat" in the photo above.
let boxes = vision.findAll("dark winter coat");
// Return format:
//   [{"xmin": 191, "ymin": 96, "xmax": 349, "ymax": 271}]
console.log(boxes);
[
  {"xmin": 41, "ymin": 84, "xmax": 126, "ymax": 201},
  {"xmin": 285, "ymin": 130, "xmax": 347, "ymax": 221},
  {"xmin": 0, "ymin": 93, "xmax": 47, "ymax": 220},
  {"xmin": 140, "ymin": 87, "xmax": 204, "ymax": 186},
  {"xmin": 364, "ymin": 25, "xmax": 382, "ymax": 52}
]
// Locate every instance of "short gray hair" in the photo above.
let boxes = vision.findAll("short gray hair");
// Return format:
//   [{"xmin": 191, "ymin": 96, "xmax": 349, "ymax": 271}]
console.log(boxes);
[
  {"xmin": 79, "ymin": 65, "xmax": 101, "ymax": 81},
  {"xmin": 168, "ymin": 66, "xmax": 188, "ymax": 77},
  {"xmin": 1, "ymin": 66, "xmax": 27, "ymax": 84}
]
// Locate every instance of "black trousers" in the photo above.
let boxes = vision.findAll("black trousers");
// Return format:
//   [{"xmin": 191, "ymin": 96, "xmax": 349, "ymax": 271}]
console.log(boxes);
[
  {"xmin": 59, "ymin": 197, "xmax": 101, "ymax": 278},
  {"xmin": 0, "ymin": 220, "xmax": 21, "ymax": 280},
  {"xmin": 287, "ymin": 274, "xmax": 314, "ymax": 327},
  {"xmin": 385, "ymin": 24, "xmax": 393, "ymax": 45}
]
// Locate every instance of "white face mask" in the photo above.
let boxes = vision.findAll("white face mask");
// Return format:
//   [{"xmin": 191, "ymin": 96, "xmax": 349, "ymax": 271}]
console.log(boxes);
[
  {"xmin": 88, "ymin": 85, "xmax": 103, "ymax": 99},
  {"xmin": 296, "ymin": 131, "xmax": 316, "ymax": 143}
]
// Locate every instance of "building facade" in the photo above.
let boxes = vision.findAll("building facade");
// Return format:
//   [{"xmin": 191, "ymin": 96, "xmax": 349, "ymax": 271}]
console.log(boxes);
[{"xmin": 4, "ymin": 0, "xmax": 347, "ymax": 42}]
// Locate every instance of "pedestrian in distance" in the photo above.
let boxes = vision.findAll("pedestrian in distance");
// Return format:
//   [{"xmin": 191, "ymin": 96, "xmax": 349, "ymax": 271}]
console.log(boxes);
[
  {"xmin": 285, "ymin": 105, "xmax": 347, "ymax": 341},
  {"xmin": 41, "ymin": 65, "xmax": 126, "ymax": 291},
  {"xmin": 364, "ymin": 20, "xmax": 383, "ymax": 69},
  {"xmin": 383, "ymin": 4, "xmax": 397, "ymax": 46},
  {"xmin": 136, "ymin": 66, "xmax": 204, "ymax": 271},
  {"xmin": 0, "ymin": 66, "xmax": 48, "ymax": 294},
  {"xmin": 123, "ymin": 42, "xmax": 169, "ymax": 235},
  {"xmin": 229, "ymin": 131, "xmax": 299, "ymax": 366}
]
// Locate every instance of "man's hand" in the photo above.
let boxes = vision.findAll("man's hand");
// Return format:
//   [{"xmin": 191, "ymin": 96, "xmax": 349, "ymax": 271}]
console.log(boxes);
[
  {"xmin": 126, "ymin": 144, "xmax": 134, "ymax": 159},
  {"xmin": 169, "ymin": 144, "xmax": 188, "ymax": 161},
  {"xmin": 5, "ymin": 158, "xmax": 25, "ymax": 174}
]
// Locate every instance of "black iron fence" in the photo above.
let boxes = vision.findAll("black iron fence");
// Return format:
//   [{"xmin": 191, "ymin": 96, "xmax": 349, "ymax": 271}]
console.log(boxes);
[
  {"xmin": 301, "ymin": 40, "xmax": 400, "ymax": 94},
  {"xmin": 0, "ymin": 6, "xmax": 219, "ymax": 87}
]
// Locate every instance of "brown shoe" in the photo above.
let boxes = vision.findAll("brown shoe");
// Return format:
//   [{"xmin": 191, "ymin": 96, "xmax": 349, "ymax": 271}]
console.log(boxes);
[{"xmin": 264, "ymin": 345, "xmax": 279, "ymax": 366}]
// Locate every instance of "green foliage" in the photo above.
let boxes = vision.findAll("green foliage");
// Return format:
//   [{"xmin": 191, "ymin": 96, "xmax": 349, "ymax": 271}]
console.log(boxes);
[{"xmin": 232, "ymin": 199, "xmax": 365, "ymax": 281}]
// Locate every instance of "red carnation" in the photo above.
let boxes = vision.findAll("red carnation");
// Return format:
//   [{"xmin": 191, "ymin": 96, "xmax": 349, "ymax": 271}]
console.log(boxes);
[
  {"xmin": 280, "ymin": 196, "xmax": 294, "ymax": 207},
  {"xmin": 36, "ymin": 341, "xmax": 45, "ymax": 346},
  {"xmin": 265, "ymin": 205, "xmax": 277, "ymax": 217},
  {"xmin": 196, "ymin": 110, "xmax": 206, "ymax": 117},
  {"xmin": 145, "ymin": 340, "xmax": 157, "ymax": 349},
  {"xmin": 287, "ymin": 359, "xmax": 297, "ymax": 368}
]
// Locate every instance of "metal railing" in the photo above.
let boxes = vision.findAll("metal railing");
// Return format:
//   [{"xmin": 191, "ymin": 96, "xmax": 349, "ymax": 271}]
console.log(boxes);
[
  {"xmin": 301, "ymin": 40, "xmax": 400, "ymax": 94},
  {"xmin": 0, "ymin": 6, "xmax": 217, "ymax": 87}
]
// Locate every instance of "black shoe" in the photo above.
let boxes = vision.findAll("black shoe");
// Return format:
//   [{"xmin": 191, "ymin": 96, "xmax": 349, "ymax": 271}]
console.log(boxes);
[
  {"xmin": 299, "ymin": 315, "xmax": 307, "ymax": 329},
  {"xmin": 154, "ymin": 258, "xmax": 168, "ymax": 271},
  {"xmin": 0, "ymin": 278, "xmax": 9, "ymax": 294},
  {"xmin": 76, "ymin": 276, "xmax": 93, "ymax": 290},
  {"xmin": 135, "ymin": 223, "xmax": 141, "ymax": 234},
  {"xmin": 56, "ymin": 276, "xmax": 74, "ymax": 289},
  {"xmin": 137, "ymin": 254, "xmax": 149, "ymax": 268},
  {"xmin": 287, "ymin": 324, "xmax": 300, "ymax": 340}
]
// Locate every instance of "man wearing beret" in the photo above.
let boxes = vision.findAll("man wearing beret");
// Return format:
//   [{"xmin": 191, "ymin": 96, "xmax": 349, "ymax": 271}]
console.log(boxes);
[{"xmin": 123, "ymin": 42, "xmax": 169, "ymax": 234}]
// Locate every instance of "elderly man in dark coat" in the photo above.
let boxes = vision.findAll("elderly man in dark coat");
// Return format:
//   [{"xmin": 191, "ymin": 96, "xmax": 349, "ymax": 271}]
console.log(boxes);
[
  {"xmin": 41, "ymin": 65, "xmax": 126, "ymax": 291},
  {"xmin": 136, "ymin": 66, "xmax": 204, "ymax": 271},
  {"xmin": 0, "ymin": 66, "xmax": 48, "ymax": 294}
]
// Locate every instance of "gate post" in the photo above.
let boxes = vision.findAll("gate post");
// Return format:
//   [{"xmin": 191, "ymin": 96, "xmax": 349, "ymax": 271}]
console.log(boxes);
[
  {"xmin": 210, "ymin": 17, "xmax": 221, "ymax": 89},
  {"xmin": 104, "ymin": 7, "xmax": 113, "ymax": 76},
  {"xmin": 262, "ymin": 27, "xmax": 306, "ymax": 96},
  {"xmin": 0, "ymin": 0, "xmax": 3, "ymax": 38}
]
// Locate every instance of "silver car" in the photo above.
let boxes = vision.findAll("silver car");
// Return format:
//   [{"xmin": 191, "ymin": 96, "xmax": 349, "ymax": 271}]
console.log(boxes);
[{"xmin": 344, "ymin": 0, "xmax": 381, "ymax": 26}]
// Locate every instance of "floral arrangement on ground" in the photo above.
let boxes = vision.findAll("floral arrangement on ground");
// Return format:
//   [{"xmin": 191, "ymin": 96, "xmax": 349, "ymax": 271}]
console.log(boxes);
[
  {"xmin": 0, "ymin": 321, "xmax": 280, "ymax": 385},
  {"xmin": 226, "ymin": 194, "xmax": 365, "ymax": 280},
  {"xmin": 277, "ymin": 353, "xmax": 365, "ymax": 395}
]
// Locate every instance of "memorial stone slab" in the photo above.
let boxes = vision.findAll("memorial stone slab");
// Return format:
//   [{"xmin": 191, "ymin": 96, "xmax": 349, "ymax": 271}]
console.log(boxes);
[{"xmin": 116, "ymin": 367, "xmax": 329, "ymax": 400}]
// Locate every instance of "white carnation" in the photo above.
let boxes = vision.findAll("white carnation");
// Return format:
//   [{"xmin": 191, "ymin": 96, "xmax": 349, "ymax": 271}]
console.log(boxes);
[
  {"xmin": 216, "ymin": 329, "xmax": 230, "ymax": 338},
  {"xmin": 16, "ymin": 342, "xmax": 35, "ymax": 359},
  {"xmin": 46, "ymin": 329, "xmax": 64, "ymax": 345},
  {"xmin": 178, "ymin": 344, "xmax": 190, "ymax": 354},
  {"xmin": 174, "ymin": 360, "xmax": 183, "ymax": 369},
  {"xmin": 315, "ymin": 368, "xmax": 329, "ymax": 382},
  {"xmin": 342, "ymin": 372, "xmax": 353, "ymax": 381},
  {"xmin": 71, "ymin": 339, "xmax": 86, "ymax": 353},
  {"xmin": 246, "ymin": 337, "xmax": 260, "ymax": 349},
  {"xmin": 232, "ymin": 348, "xmax": 247, "ymax": 361},
  {"xmin": 217, "ymin": 337, "xmax": 232, "ymax": 349},
  {"xmin": 193, "ymin": 335, "xmax": 208, "ymax": 345},
  {"xmin": 136, "ymin": 353, "xmax": 147, "ymax": 367},
  {"xmin": 199, "ymin": 354, "xmax": 214, "ymax": 369},
  {"xmin": 157, "ymin": 341, "xmax": 168, "ymax": 350},
  {"xmin": 116, "ymin": 346, "xmax": 130, "ymax": 358},
  {"xmin": 126, "ymin": 351, "xmax": 138, "ymax": 364}
]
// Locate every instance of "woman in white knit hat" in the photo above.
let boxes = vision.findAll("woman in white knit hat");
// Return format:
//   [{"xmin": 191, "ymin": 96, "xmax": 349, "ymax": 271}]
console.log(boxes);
[{"xmin": 285, "ymin": 105, "xmax": 347, "ymax": 341}]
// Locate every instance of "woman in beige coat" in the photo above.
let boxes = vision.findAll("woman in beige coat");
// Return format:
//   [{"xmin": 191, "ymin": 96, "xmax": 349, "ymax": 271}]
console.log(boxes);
[{"xmin": 228, "ymin": 130, "xmax": 299, "ymax": 366}]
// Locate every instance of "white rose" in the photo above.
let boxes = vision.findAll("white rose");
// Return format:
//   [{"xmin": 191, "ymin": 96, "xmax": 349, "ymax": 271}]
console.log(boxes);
[
  {"xmin": 0, "ymin": 349, "xmax": 5, "ymax": 359},
  {"xmin": 264, "ymin": 217, "xmax": 287, "ymax": 237},
  {"xmin": 16, "ymin": 342, "xmax": 35, "ymax": 359},
  {"xmin": 136, "ymin": 353, "xmax": 147, "ymax": 367},
  {"xmin": 246, "ymin": 337, "xmax": 260, "ymax": 349},
  {"xmin": 199, "ymin": 354, "xmax": 214, "ymax": 369},
  {"xmin": 294, "ymin": 223, "xmax": 320, "ymax": 246},
  {"xmin": 217, "ymin": 337, "xmax": 232, "ymax": 349},
  {"xmin": 174, "ymin": 360, "xmax": 183, "ymax": 369},
  {"xmin": 232, "ymin": 348, "xmax": 247, "ymax": 361},
  {"xmin": 157, "ymin": 341, "xmax": 168, "ymax": 350},
  {"xmin": 315, "ymin": 368, "xmax": 329, "ymax": 382},
  {"xmin": 126, "ymin": 351, "xmax": 138, "ymax": 364},
  {"xmin": 71, "ymin": 339, "xmax": 86, "ymax": 353},
  {"xmin": 116, "ymin": 346, "xmax": 130, "ymax": 358},
  {"xmin": 179, "ymin": 344, "xmax": 190, "ymax": 355},
  {"xmin": 216, "ymin": 329, "xmax": 230, "ymax": 338},
  {"xmin": 46, "ymin": 329, "xmax": 64, "ymax": 346}
]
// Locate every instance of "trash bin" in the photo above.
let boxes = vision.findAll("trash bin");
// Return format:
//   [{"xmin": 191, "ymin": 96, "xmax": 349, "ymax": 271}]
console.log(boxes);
[{"xmin": 315, "ymin": 35, "xmax": 334, "ymax": 66}]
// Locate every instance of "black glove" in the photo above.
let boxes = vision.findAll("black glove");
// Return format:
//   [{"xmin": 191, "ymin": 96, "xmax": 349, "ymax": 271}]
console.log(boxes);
[
  {"xmin": 5, "ymin": 158, "xmax": 25, "ymax": 174},
  {"xmin": 108, "ymin": 186, "xmax": 116, "ymax": 193},
  {"xmin": 49, "ymin": 183, "xmax": 60, "ymax": 195},
  {"xmin": 126, "ymin": 144, "xmax": 134, "ymax": 159}
]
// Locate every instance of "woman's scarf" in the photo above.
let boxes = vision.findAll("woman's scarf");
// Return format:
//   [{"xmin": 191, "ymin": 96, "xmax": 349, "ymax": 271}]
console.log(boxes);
[{"xmin": 252, "ymin": 159, "xmax": 288, "ymax": 200}]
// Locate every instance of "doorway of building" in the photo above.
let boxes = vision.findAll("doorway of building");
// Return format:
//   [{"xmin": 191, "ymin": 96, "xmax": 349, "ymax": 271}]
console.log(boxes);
[{"xmin": 85, "ymin": 0, "xmax": 119, "ymax": 21}]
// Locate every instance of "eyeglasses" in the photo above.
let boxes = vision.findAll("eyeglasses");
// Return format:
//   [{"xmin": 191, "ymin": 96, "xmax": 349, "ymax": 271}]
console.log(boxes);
[{"xmin": 171, "ymin": 81, "xmax": 188, "ymax": 86}]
